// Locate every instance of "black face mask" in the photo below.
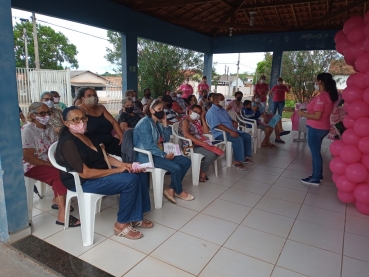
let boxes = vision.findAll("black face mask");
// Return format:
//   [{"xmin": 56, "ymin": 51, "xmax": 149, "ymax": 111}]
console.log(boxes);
[
  {"xmin": 237, "ymin": 96, "xmax": 242, "ymax": 102},
  {"xmin": 167, "ymin": 103, "xmax": 172, "ymax": 109},
  {"xmin": 125, "ymin": 107, "xmax": 134, "ymax": 114},
  {"xmin": 154, "ymin": 110, "xmax": 165, "ymax": 119},
  {"xmin": 146, "ymin": 93, "xmax": 151, "ymax": 98}
]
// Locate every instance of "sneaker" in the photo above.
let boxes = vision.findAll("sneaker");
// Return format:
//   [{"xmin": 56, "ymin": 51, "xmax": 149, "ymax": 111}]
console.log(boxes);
[
  {"xmin": 301, "ymin": 177, "xmax": 320, "ymax": 186},
  {"xmin": 308, "ymin": 175, "xmax": 323, "ymax": 181}
]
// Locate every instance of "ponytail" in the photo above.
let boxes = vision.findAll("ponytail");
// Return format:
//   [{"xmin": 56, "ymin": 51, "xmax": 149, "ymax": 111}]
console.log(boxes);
[{"xmin": 317, "ymin": 73, "xmax": 338, "ymax": 102}]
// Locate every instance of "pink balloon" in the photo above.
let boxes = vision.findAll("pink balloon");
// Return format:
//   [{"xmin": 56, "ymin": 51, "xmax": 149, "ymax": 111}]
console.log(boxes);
[
  {"xmin": 330, "ymin": 157, "xmax": 348, "ymax": 174},
  {"xmin": 353, "ymin": 117, "xmax": 369, "ymax": 137},
  {"xmin": 344, "ymin": 45, "xmax": 356, "ymax": 66},
  {"xmin": 342, "ymin": 128, "xmax": 361, "ymax": 145},
  {"xmin": 330, "ymin": 140, "xmax": 346, "ymax": 157},
  {"xmin": 354, "ymin": 72, "xmax": 367, "ymax": 89},
  {"xmin": 342, "ymin": 86, "xmax": 364, "ymax": 103},
  {"xmin": 345, "ymin": 163, "xmax": 368, "ymax": 183},
  {"xmin": 354, "ymin": 41, "xmax": 366, "ymax": 58},
  {"xmin": 362, "ymin": 154, "xmax": 369, "ymax": 171},
  {"xmin": 353, "ymin": 65, "xmax": 359, "ymax": 72},
  {"xmin": 332, "ymin": 173, "xmax": 340, "ymax": 184},
  {"xmin": 363, "ymin": 87, "xmax": 369, "ymax": 104},
  {"xmin": 364, "ymin": 71, "xmax": 369, "ymax": 87},
  {"xmin": 340, "ymin": 145, "xmax": 362, "ymax": 164},
  {"xmin": 336, "ymin": 37, "xmax": 350, "ymax": 55},
  {"xmin": 358, "ymin": 137, "xmax": 369, "ymax": 154},
  {"xmin": 356, "ymin": 201, "xmax": 369, "ymax": 215},
  {"xmin": 364, "ymin": 37, "xmax": 369, "ymax": 53},
  {"xmin": 348, "ymin": 25, "xmax": 365, "ymax": 44},
  {"xmin": 346, "ymin": 74, "xmax": 355, "ymax": 87},
  {"xmin": 348, "ymin": 100, "xmax": 369, "ymax": 119},
  {"xmin": 365, "ymin": 11, "xmax": 369, "ymax": 24},
  {"xmin": 344, "ymin": 16, "xmax": 364, "ymax": 35},
  {"xmin": 336, "ymin": 175, "xmax": 357, "ymax": 192},
  {"xmin": 365, "ymin": 25, "xmax": 369, "ymax": 38},
  {"xmin": 334, "ymin": 30, "xmax": 346, "ymax": 43},
  {"xmin": 344, "ymin": 102, "xmax": 350, "ymax": 113},
  {"xmin": 355, "ymin": 53, "xmax": 369, "ymax": 72},
  {"xmin": 337, "ymin": 191, "xmax": 356, "ymax": 203},
  {"xmin": 354, "ymin": 184, "xmax": 369, "ymax": 204},
  {"xmin": 343, "ymin": 116, "xmax": 355, "ymax": 129}
]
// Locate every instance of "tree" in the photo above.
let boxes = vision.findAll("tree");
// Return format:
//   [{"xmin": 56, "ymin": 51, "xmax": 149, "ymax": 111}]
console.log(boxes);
[
  {"xmin": 254, "ymin": 52, "xmax": 273, "ymax": 84},
  {"xmin": 105, "ymin": 31, "xmax": 204, "ymax": 97},
  {"xmin": 13, "ymin": 22, "xmax": 78, "ymax": 69}
]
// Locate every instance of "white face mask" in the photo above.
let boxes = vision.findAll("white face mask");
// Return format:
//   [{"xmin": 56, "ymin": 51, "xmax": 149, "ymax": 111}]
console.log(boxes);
[
  {"xmin": 84, "ymin": 96, "xmax": 98, "ymax": 106},
  {"xmin": 53, "ymin": 97, "xmax": 60, "ymax": 103},
  {"xmin": 255, "ymin": 98, "xmax": 261, "ymax": 102},
  {"xmin": 177, "ymin": 94, "xmax": 182, "ymax": 98},
  {"xmin": 219, "ymin": 100, "xmax": 225, "ymax": 107},
  {"xmin": 190, "ymin": 111, "xmax": 200, "ymax": 121},
  {"xmin": 35, "ymin": 115, "xmax": 50, "ymax": 125},
  {"xmin": 314, "ymin": 84, "xmax": 319, "ymax": 91},
  {"xmin": 277, "ymin": 81, "xmax": 282, "ymax": 85},
  {"xmin": 44, "ymin": 100, "xmax": 54, "ymax": 108},
  {"xmin": 132, "ymin": 97, "xmax": 136, "ymax": 102},
  {"xmin": 260, "ymin": 79, "xmax": 265, "ymax": 84},
  {"xmin": 185, "ymin": 80, "xmax": 189, "ymax": 84}
]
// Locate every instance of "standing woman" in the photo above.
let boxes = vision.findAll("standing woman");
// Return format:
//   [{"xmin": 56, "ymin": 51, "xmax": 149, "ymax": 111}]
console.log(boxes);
[
  {"xmin": 253, "ymin": 75, "xmax": 269, "ymax": 108},
  {"xmin": 298, "ymin": 73, "xmax": 338, "ymax": 185}
]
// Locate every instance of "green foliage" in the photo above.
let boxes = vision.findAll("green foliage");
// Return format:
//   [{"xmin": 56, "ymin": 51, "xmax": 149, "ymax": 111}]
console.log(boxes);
[
  {"xmin": 105, "ymin": 31, "xmax": 204, "ymax": 98},
  {"xmin": 254, "ymin": 52, "xmax": 273, "ymax": 84},
  {"xmin": 285, "ymin": 100, "xmax": 295, "ymax": 107},
  {"xmin": 13, "ymin": 22, "xmax": 78, "ymax": 69}
]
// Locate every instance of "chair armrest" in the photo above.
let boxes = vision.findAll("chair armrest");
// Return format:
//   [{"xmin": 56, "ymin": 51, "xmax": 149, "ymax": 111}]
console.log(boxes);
[
  {"xmin": 203, "ymin": 134, "xmax": 214, "ymax": 140},
  {"xmin": 134, "ymin": 147, "xmax": 154, "ymax": 165}
]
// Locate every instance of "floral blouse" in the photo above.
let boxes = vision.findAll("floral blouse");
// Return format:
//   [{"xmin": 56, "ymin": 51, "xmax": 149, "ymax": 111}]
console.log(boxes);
[
  {"xmin": 178, "ymin": 119, "xmax": 203, "ymax": 149},
  {"xmin": 49, "ymin": 107, "xmax": 63, "ymax": 129},
  {"xmin": 21, "ymin": 122, "xmax": 57, "ymax": 173}
]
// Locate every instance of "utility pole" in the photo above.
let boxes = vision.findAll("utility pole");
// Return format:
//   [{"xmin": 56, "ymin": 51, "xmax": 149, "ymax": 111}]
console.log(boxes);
[
  {"xmin": 23, "ymin": 28, "xmax": 29, "ymax": 70},
  {"xmin": 32, "ymin": 13, "xmax": 40, "ymax": 69},
  {"xmin": 235, "ymin": 53, "xmax": 240, "ymax": 91}
]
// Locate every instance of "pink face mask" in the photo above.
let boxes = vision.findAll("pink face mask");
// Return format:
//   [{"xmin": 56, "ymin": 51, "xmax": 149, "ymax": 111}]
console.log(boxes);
[{"xmin": 69, "ymin": 121, "xmax": 87, "ymax": 134}]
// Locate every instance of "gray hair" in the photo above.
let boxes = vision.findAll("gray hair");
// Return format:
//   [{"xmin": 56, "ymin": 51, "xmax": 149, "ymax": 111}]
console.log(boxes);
[
  {"xmin": 27, "ymin": 102, "xmax": 47, "ymax": 122},
  {"xmin": 124, "ymin": 90, "xmax": 134, "ymax": 97},
  {"xmin": 122, "ymin": 97, "xmax": 133, "ymax": 106}
]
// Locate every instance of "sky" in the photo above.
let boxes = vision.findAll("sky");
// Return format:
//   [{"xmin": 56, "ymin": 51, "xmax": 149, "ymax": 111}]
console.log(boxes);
[{"xmin": 11, "ymin": 8, "xmax": 266, "ymax": 75}]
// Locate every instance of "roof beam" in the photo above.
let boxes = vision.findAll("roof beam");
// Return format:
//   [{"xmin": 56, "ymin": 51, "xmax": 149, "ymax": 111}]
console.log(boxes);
[
  {"xmin": 241, "ymin": 0, "xmax": 321, "ymax": 10},
  {"xmin": 130, "ymin": 0, "xmax": 217, "ymax": 10},
  {"xmin": 304, "ymin": 0, "xmax": 369, "ymax": 29},
  {"xmin": 291, "ymin": 5, "xmax": 298, "ymax": 26},
  {"xmin": 275, "ymin": 7, "xmax": 282, "ymax": 25},
  {"xmin": 327, "ymin": 0, "xmax": 333, "ymax": 13}
]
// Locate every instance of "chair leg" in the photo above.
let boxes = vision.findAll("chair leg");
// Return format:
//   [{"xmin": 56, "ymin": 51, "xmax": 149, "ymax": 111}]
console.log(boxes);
[
  {"xmin": 253, "ymin": 137, "xmax": 257, "ymax": 154},
  {"xmin": 78, "ymin": 196, "xmax": 97, "ymax": 247},
  {"xmin": 257, "ymin": 129, "xmax": 262, "ymax": 148},
  {"xmin": 214, "ymin": 159, "xmax": 218, "ymax": 177},
  {"xmin": 64, "ymin": 193, "xmax": 73, "ymax": 230},
  {"xmin": 24, "ymin": 177, "xmax": 35, "ymax": 221},
  {"xmin": 40, "ymin": 182, "xmax": 46, "ymax": 198},
  {"xmin": 152, "ymin": 169, "xmax": 166, "ymax": 209},
  {"xmin": 191, "ymin": 155, "xmax": 203, "ymax": 186},
  {"xmin": 226, "ymin": 142, "xmax": 232, "ymax": 168},
  {"xmin": 95, "ymin": 198, "xmax": 102, "ymax": 214}
]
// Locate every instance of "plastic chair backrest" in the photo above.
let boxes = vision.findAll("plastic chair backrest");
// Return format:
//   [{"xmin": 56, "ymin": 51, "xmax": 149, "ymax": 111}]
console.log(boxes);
[{"xmin": 172, "ymin": 121, "xmax": 193, "ymax": 155}]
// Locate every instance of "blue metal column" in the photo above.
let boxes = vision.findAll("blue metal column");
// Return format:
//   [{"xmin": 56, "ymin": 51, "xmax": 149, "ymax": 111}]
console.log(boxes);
[
  {"xmin": 270, "ymin": 49, "xmax": 283, "ymax": 87},
  {"xmin": 203, "ymin": 53, "xmax": 213, "ymax": 88},
  {"xmin": 0, "ymin": 0, "xmax": 29, "ymax": 243},
  {"xmin": 121, "ymin": 33, "xmax": 138, "ymax": 93}
]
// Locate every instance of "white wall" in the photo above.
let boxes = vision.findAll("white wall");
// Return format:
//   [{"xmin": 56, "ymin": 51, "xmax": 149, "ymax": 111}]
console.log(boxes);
[{"xmin": 333, "ymin": 75, "xmax": 348, "ymax": 90}]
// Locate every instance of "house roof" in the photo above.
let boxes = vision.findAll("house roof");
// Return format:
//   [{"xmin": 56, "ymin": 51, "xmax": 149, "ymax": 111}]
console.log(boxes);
[
  {"xmin": 113, "ymin": 0, "xmax": 368, "ymax": 37},
  {"xmin": 329, "ymin": 60, "xmax": 356, "ymax": 75}
]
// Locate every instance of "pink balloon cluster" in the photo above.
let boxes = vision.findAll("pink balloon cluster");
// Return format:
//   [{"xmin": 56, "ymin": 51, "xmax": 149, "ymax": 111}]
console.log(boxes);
[{"xmin": 332, "ymin": 13, "xmax": 369, "ymax": 215}]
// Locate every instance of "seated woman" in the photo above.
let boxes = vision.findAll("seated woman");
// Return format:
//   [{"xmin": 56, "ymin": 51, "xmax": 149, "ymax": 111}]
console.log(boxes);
[
  {"xmin": 119, "ymin": 97, "xmax": 143, "ymax": 133},
  {"xmin": 226, "ymin": 91, "xmax": 243, "ymax": 114},
  {"xmin": 124, "ymin": 89, "xmax": 144, "ymax": 116},
  {"xmin": 40, "ymin": 91, "xmax": 64, "ymax": 133},
  {"xmin": 204, "ymin": 93, "xmax": 215, "ymax": 112},
  {"xmin": 187, "ymin": 95, "xmax": 198, "ymax": 106},
  {"xmin": 21, "ymin": 102, "xmax": 79, "ymax": 227},
  {"xmin": 76, "ymin": 87, "xmax": 123, "ymax": 156},
  {"xmin": 133, "ymin": 100, "xmax": 193, "ymax": 204},
  {"xmin": 56, "ymin": 106, "xmax": 152, "ymax": 239},
  {"xmin": 198, "ymin": 89, "xmax": 209, "ymax": 107},
  {"xmin": 179, "ymin": 105, "xmax": 220, "ymax": 182}
]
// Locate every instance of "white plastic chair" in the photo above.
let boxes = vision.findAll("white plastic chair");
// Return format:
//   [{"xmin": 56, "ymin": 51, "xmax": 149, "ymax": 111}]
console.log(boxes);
[
  {"xmin": 236, "ymin": 115, "xmax": 258, "ymax": 154},
  {"xmin": 24, "ymin": 177, "xmax": 46, "ymax": 221},
  {"xmin": 134, "ymin": 147, "xmax": 167, "ymax": 209},
  {"xmin": 171, "ymin": 122, "xmax": 219, "ymax": 186},
  {"xmin": 48, "ymin": 142, "xmax": 104, "ymax": 247}
]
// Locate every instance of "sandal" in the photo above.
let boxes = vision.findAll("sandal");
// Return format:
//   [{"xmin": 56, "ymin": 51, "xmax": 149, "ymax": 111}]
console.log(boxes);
[
  {"xmin": 163, "ymin": 189, "xmax": 176, "ymax": 204},
  {"xmin": 199, "ymin": 176, "xmax": 207, "ymax": 182},
  {"xmin": 132, "ymin": 219, "xmax": 154, "ymax": 228},
  {"xmin": 174, "ymin": 192, "xmax": 195, "ymax": 201},
  {"xmin": 56, "ymin": 215, "xmax": 81, "ymax": 227},
  {"xmin": 232, "ymin": 163, "xmax": 247, "ymax": 171},
  {"xmin": 279, "ymin": 131, "xmax": 290, "ymax": 137},
  {"xmin": 52, "ymin": 204, "xmax": 74, "ymax": 213},
  {"xmin": 114, "ymin": 225, "xmax": 143, "ymax": 240},
  {"xmin": 275, "ymin": 139, "xmax": 285, "ymax": 144}
]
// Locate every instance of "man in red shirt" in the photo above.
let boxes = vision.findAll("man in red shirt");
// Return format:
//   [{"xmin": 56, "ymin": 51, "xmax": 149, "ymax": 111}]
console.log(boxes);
[
  {"xmin": 270, "ymin": 77, "xmax": 290, "ymax": 116},
  {"xmin": 197, "ymin": 76, "xmax": 210, "ymax": 98},
  {"xmin": 179, "ymin": 78, "xmax": 194, "ymax": 99},
  {"xmin": 253, "ymin": 75, "xmax": 269, "ymax": 108}
]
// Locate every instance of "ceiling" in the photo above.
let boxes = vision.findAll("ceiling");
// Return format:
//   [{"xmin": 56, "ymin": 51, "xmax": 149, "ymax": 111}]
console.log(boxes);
[{"xmin": 112, "ymin": 0, "xmax": 369, "ymax": 37}]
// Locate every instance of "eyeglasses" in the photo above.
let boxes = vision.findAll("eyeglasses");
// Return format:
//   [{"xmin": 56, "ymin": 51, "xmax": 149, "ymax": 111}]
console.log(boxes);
[
  {"xmin": 34, "ymin": 111, "xmax": 52, "ymax": 117},
  {"xmin": 68, "ymin": 116, "xmax": 88, "ymax": 123},
  {"xmin": 42, "ymin": 98, "xmax": 53, "ymax": 101}
]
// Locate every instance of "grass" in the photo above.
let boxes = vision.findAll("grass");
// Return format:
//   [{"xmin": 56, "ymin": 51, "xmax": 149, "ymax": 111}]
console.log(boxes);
[{"xmin": 282, "ymin": 111, "xmax": 293, "ymax": 119}]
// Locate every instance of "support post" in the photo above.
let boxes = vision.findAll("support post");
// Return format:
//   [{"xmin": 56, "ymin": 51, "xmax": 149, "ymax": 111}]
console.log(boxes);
[
  {"xmin": 121, "ymin": 33, "xmax": 138, "ymax": 94},
  {"xmin": 203, "ymin": 53, "xmax": 213, "ymax": 89},
  {"xmin": 0, "ymin": 0, "xmax": 30, "ymax": 243},
  {"xmin": 270, "ymin": 49, "xmax": 283, "ymax": 87}
]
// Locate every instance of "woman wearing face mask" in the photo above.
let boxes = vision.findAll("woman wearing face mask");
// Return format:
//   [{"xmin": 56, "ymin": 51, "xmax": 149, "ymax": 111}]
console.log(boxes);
[
  {"xmin": 51, "ymin": 91, "xmax": 67, "ymax": 111},
  {"xmin": 40, "ymin": 91, "xmax": 63, "ymax": 133},
  {"xmin": 56, "ymin": 106, "xmax": 152, "ymax": 239},
  {"xmin": 198, "ymin": 89, "xmax": 208, "ymax": 107},
  {"xmin": 197, "ymin": 76, "xmax": 209, "ymax": 99},
  {"xmin": 77, "ymin": 87, "xmax": 123, "ymax": 156},
  {"xmin": 254, "ymin": 75, "xmax": 269, "ymax": 108},
  {"xmin": 179, "ymin": 105, "xmax": 220, "ymax": 182},
  {"xmin": 226, "ymin": 91, "xmax": 243, "ymax": 114},
  {"xmin": 119, "ymin": 97, "xmax": 143, "ymax": 133},
  {"xmin": 21, "ymin": 102, "xmax": 80, "ymax": 227},
  {"xmin": 179, "ymin": 78, "xmax": 194, "ymax": 99},
  {"xmin": 133, "ymin": 100, "xmax": 193, "ymax": 204},
  {"xmin": 124, "ymin": 90, "xmax": 144, "ymax": 115},
  {"xmin": 298, "ymin": 73, "xmax": 339, "ymax": 186}
]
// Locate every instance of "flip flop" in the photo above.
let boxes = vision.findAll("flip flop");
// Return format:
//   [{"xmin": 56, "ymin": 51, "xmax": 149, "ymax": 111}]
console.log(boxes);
[
  {"xmin": 56, "ymin": 215, "xmax": 81, "ymax": 228},
  {"xmin": 279, "ymin": 131, "xmax": 291, "ymax": 137},
  {"xmin": 232, "ymin": 164, "xmax": 247, "ymax": 171},
  {"xmin": 51, "ymin": 204, "xmax": 74, "ymax": 212},
  {"xmin": 275, "ymin": 139, "xmax": 285, "ymax": 144},
  {"xmin": 132, "ymin": 219, "xmax": 154, "ymax": 228}
]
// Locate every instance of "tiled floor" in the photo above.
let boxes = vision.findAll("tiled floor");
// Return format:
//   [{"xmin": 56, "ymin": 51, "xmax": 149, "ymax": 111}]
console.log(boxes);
[{"xmin": 30, "ymin": 124, "xmax": 369, "ymax": 277}]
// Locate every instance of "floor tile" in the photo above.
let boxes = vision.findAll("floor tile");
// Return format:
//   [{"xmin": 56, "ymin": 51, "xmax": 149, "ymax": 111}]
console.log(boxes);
[
  {"xmin": 345, "ymin": 214, "xmax": 369, "ymax": 238},
  {"xmin": 242, "ymin": 171, "xmax": 279, "ymax": 185},
  {"xmin": 111, "ymin": 222, "xmax": 175, "ymax": 255},
  {"xmin": 297, "ymin": 205, "xmax": 345, "ymax": 231},
  {"xmin": 341, "ymin": 256, "xmax": 369, "ymax": 277},
  {"xmin": 255, "ymin": 196, "xmax": 301, "ymax": 219},
  {"xmin": 261, "ymin": 160, "xmax": 291, "ymax": 169},
  {"xmin": 271, "ymin": 267, "xmax": 307, "ymax": 277},
  {"xmin": 346, "ymin": 204, "xmax": 369, "ymax": 219},
  {"xmin": 32, "ymin": 194, "xmax": 54, "ymax": 212},
  {"xmin": 281, "ymin": 170, "xmax": 309, "ymax": 180},
  {"xmin": 180, "ymin": 213, "xmax": 238, "ymax": 245},
  {"xmin": 286, "ymin": 163, "xmax": 312, "ymax": 173},
  {"xmin": 125, "ymin": 256, "xmax": 194, "ymax": 277},
  {"xmin": 216, "ymin": 166, "xmax": 250, "ymax": 178},
  {"xmin": 186, "ymin": 182, "xmax": 229, "ymax": 198},
  {"xmin": 200, "ymin": 247, "xmax": 274, "ymax": 277},
  {"xmin": 309, "ymin": 185, "xmax": 337, "ymax": 198},
  {"xmin": 31, "ymin": 213, "xmax": 63, "ymax": 240},
  {"xmin": 32, "ymin": 207, "xmax": 44, "ymax": 217},
  {"xmin": 175, "ymin": 194, "xmax": 216, "ymax": 212},
  {"xmin": 79, "ymin": 239, "xmax": 145, "ymax": 276},
  {"xmin": 232, "ymin": 179, "xmax": 271, "ymax": 195},
  {"xmin": 202, "ymin": 199, "xmax": 251, "ymax": 224},
  {"xmin": 344, "ymin": 232, "xmax": 369, "ymax": 262},
  {"xmin": 151, "ymin": 232, "xmax": 220, "ymax": 276},
  {"xmin": 252, "ymin": 165, "xmax": 285, "ymax": 176},
  {"xmin": 94, "ymin": 208, "xmax": 118, "ymax": 237},
  {"xmin": 218, "ymin": 188, "xmax": 263, "ymax": 208},
  {"xmin": 145, "ymin": 202, "xmax": 197, "ymax": 230},
  {"xmin": 241, "ymin": 209, "xmax": 294, "ymax": 238},
  {"xmin": 265, "ymin": 186, "xmax": 307, "ymax": 204},
  {"xmin": 45, "ymin": 228, "xmax": 106, "ymax": 257},
  {"xmin": 288, "ymin": 220, "xmax": 344, "ymax": 254},
  {"xmin": 206, "ymin": 174, "xmax": 242, "ymax": 186},
  {"xmin": 224, "ymin": 225, "xmax": 285, "ymax": 264},
  {"xmin": 277, "ymin": 240, "xmax": 342, "ymax": 277},
  {"xmin": 303, "ymin": 193, "xmax": 346, "ymax": 213},
  {"xmin": 273, "ymin": 177, "xmax": 310, "ymax": 192}
]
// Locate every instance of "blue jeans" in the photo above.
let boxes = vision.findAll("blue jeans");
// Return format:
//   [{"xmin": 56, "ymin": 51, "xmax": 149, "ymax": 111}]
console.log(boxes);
[
  {"xmin": 272, "ymin": 101, "xmax": 285, "ymax": 116},
  {"xmin": 307, "ymin": 126, "xmax": 329, "ymax": 180},
  {"xmin": 152, "ymin": 155, "xmax": 191, "ymax": 194},
  {"xmin": 79, "ymin": 172, "xmax": 150, "ymax": 224},
  {"xmin": 216, "ymin": 131, "xmax": 252, "ymax": 162}
]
